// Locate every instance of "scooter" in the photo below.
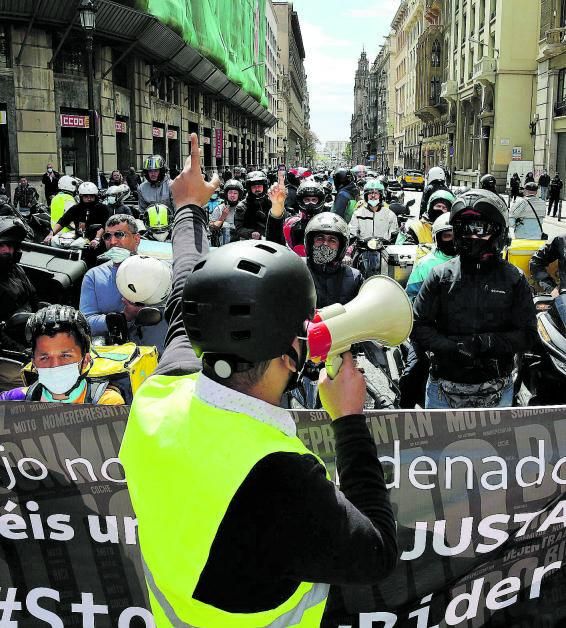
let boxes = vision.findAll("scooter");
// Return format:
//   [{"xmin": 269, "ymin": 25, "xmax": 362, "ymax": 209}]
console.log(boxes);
[{"xmin": 517, "ymin": 292, "xmax": 566, "ymax": 406}]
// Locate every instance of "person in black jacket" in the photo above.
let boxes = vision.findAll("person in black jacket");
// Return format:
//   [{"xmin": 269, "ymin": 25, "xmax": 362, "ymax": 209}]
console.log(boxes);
[
  {"xmin": 332, "ymin": 167, "xmax": 358, "ymax": 222},
  {"xmin": 530, "ymin": 234, "xmax": 566, "ymax": 296},
  {"xmin": 121, "ymin": 134, "xmax": 397, "ymax": 625},
  {"xmin": 548, "ymin": 173, "xmax": 563, "ymax": 219},
  {"xmin": 41, "ymin": 164, "xmax": 60, "ymax": 202},
  {"xmin": 509, "ymin": 172, "xmax": 521, "ymax": 207},
  {"xmin": 419, "ymin": 166, "xmax": 449, "ymax": 218},
  {"xmin": 412, "ymin": 189, "xmax": 537, "ymax": 409},
  {"xmin": 0, "ymin": 217, "xmax": 38, "ymax": 354},
  {"xmin": 233, "ymin": 170, "xmax": 270, "ymax": 240},
  {"xmin": 538, "ymin": 170, "xmax": 551, "ymax": 201}
]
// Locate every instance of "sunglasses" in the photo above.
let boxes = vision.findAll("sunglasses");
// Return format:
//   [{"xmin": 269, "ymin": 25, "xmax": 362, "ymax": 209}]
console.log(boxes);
[
  {"xmin": 102, "ymin": 230, "xmax": 128, "ymax": 241},
  {"xmin": 455, "ymin": 220, "xmax": 498, "ymax": 237}
]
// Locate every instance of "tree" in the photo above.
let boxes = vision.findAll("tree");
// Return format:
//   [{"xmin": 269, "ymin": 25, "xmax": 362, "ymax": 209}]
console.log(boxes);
[
  {"xmin": 300, "ymin": 128, "xmax": 320, "ymax": 166},
  {"xmin": 342, "ymin": 142, "xmax": 352, "ymax": 164}
]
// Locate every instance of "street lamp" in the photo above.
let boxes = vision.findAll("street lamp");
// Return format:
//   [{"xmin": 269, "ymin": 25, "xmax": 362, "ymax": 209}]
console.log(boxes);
[
  {"xmin": 418, "ymin": 130, "xmax": 424, "ymax": 171},
  {"xmin": 79, "ymin": 0, "xmax": 98, "ymax": 184},
  {"xmin": 242, "ymin": 123, "xmax": 248, "ymax": 168}
]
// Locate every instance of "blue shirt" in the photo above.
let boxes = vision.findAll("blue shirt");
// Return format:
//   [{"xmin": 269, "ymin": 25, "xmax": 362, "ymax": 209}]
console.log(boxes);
[{"xmin": 79, "ymin": 261, "xmax": 167, "ymax": 354}]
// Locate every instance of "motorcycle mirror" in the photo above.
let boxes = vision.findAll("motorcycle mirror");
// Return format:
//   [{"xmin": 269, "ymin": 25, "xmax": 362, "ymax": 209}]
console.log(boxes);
[
  {"xmin": 407, "ymin": 199, "xmax": 416, "ymax": 207},
  {"xmin": 105, "ymin": 312, "xmax": 129, "ymax": 345},
  {"xmin": 6, "ymin": 311, "xmax": 32, "ymax": 330},
  {"xmin": 135, "ymin": 307, "xmax": 162, "ymax": 327}
]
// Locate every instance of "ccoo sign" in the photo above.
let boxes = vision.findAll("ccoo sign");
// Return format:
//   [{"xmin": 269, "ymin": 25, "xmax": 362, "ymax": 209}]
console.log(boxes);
[{"xmin": 60, "ymin": 114, "xmax": 90, "ymax": 129}]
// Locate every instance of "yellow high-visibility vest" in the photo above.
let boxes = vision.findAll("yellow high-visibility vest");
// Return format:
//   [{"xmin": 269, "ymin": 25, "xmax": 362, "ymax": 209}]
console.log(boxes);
[{"xmin": 121, "ymin": 373, "xmax": 329, "ymax": 627}]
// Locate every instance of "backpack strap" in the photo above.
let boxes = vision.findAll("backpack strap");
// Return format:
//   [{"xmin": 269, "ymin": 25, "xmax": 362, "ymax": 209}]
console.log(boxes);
[
  {"xmin": 24, "ymin": 381, "xmax": 42, "ymax": 401},
  {"xmin": 85, "ymin": 381, "xmax": 109, "ymax": 404}
]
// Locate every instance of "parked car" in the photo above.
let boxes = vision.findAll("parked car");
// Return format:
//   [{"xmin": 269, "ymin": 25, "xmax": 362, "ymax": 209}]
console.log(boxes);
[{"xmin": 400, "ymin": 170, "xmax": 425, "ymax": 191}]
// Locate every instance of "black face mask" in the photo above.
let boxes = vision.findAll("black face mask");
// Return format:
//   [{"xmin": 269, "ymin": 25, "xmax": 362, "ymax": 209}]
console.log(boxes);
[
  {"xmin": 437, "ymin": 238, "xmax": 456, "ymax": 257},
  {"xmin": 284, "ymin": 339, "xmax": 307, "ymax": 392},
  {"xmin": 0, "ymin": 252, "xmax": 14, "ymax": 271},
  {"xmin": 456, "ymin": 236, "xmax": 494, "ymax": 262}
]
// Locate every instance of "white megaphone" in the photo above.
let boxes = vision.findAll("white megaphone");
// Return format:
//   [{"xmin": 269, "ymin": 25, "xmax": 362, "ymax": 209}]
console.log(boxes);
[{"xmin": 307, "ymin": 275, "xmax": 413, "ymax": 378}]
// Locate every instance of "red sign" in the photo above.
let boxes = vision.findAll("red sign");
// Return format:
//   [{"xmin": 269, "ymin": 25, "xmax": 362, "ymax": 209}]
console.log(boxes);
[
  {"xmin": 152, "ymin": 126, "xmax": 164, "ymax": 138},
  {"xmin": 60, "ymin": 114, "xmax": 89, "ymax": 129},
  {"xmin": 115, "ymin": 120, "xmax": 127, "ymax": 134},
  {"xmin": 166, "ymin": 129, "xmax": 178, "ymax": 140},
  {"xmin": 214, "ymin": 128, "xmax": 223, "ymax": 159}
]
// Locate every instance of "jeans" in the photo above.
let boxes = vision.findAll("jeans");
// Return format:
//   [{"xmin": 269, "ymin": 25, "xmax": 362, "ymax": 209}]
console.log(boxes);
[
  {"xmin": 425, "ymin": 376, "xmax": 514, "ymax": 409},
  {"xmin": 540, "ymin": 186, "xmax": 548, "ymax": 201}
]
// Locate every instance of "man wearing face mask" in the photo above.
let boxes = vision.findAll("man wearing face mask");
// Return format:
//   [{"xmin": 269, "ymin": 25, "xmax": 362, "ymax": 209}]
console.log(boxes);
[
  {"xmin": 79, "ymin": 214, "xmax": 168, "ymax": 353},
  {"xmin": 41, "ymin": 163, "xmax": 60, "ymax": 203},
  {"xmin": 412, "ymin": 190, "xmax": 537, "ymax": 409},
  {"xmin": 120, "ymin": 135, "xmax": 397, "ymax": 628},
  {"xmin": 0, "ymin": 217, "xmax": 38, "ymax": 353},
  {"xmin": 234, "ymin": 170, "xmax": 270, "ymax": 240},
  {"xmin": 0, "ymin": 305, "xmax": 124, "ymax": 404}
]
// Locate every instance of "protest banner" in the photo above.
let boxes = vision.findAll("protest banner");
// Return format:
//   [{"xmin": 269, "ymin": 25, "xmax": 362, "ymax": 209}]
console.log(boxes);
[{"xmin": 0, "ymin": 402, "xmax": 565, "ymax": 626}]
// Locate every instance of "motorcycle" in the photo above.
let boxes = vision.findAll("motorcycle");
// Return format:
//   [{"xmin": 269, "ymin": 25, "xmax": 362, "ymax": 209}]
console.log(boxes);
[
  {"xmin": 389, "ymin": 197, "xmax": 416, "ymax": 232},
  {"xmin": 0, "ymin": 311, "xmax": 33, "ymax": 392},
  {"xmin": 92, "ymin": 307, "xmax": 163, "ymax": 347},
  {"xmin": 352, "ymin": 235, "xmax": 388, "ymax": 279},
  {"xmin": 290, "ymin": 341, "xmax": 404, "ymax": 410},
  {"xmin": 517, "ymin": 292, "xmax": 566, "ymax": 406}
]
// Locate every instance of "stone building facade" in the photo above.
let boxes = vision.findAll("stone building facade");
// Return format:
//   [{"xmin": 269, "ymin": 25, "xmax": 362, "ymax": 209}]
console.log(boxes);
[{"xmin": 0, "ymin": 0, "xmax": 283, "ymax": 198}]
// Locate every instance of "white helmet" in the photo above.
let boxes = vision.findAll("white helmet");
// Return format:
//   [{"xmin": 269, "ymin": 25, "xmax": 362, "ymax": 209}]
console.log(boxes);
[
  {"xmin": 427, "ymin": 167, "xmax": 446, "ymax": 184},
  {"xmin": 58, "ymin": 175, "xmax": 80, "ymax": 194},
  {"xmin": 78, "ymin": 181, "xmax": 99, "ymax": 197},
  {"xmin": 116, "ymin": 255, "xmax": 172, "ymax": 305},
  {"xmin": 104, "ymin": 183, "xmax": 130, "ymax": 206},
  {"xmin": 432, "ymin": 212, "xmax": 452, "ymax": 242}
]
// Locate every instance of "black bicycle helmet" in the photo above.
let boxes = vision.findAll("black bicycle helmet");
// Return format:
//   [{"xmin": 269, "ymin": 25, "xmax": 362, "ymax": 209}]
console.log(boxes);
[
  {"xmin": 26, "ymin": 304, "xmax": 91, "ymax": 354},
  {"xmin": 333, "ymin": 168, "xmax": 354, "ymax": 191},
  {"xmin": 451, "ymin": 189, "xmax": 509, "ymax": 259},
  {"xmin": 245, "ymin": 171, "xmax": 269, "ymax": 199},
  {"xmin": 182, "ymin": 240, "xmax": 316, "ymax": 377},
  {"xmin": 223, "ymin": 179, "xmax": 245, "ymax": 204},
  {"xmin": 296, "ymin": 182, "xmax": 326, "ymax": 216}
]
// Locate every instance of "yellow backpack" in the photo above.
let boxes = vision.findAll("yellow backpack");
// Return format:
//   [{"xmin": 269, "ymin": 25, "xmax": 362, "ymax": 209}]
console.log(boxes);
[{"xmin": 23, "ymin": 342, "xmax": 158, "ymax": 404}]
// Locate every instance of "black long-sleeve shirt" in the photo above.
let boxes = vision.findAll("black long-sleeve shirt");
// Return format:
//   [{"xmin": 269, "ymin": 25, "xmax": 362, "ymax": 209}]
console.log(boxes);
[{"xmin": 156, "ymin": 203, "xmax": 398, "ymax": 613}]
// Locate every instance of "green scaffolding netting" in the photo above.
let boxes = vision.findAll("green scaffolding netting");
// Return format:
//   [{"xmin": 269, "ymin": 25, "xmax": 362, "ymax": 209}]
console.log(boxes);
[{"xmin": 138, "ymin": 0, "xmax": 267, "ymax": 106}]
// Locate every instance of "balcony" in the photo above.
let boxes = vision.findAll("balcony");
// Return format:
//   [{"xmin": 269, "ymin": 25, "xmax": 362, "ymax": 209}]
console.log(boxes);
[
  {"xmin": 540, "ymin": 27, "xmax": 566, "ymax": 59},
  {"xmin": 440, "ymin": 80, "xmax": 458, "ymax": 102},
  {"xmin": 555, "ymin": 100, "xmax": 566, "ymax": 118},
  {"xmin": 473, "ymin": 57, "xmax": 497, "ymax": 85}
]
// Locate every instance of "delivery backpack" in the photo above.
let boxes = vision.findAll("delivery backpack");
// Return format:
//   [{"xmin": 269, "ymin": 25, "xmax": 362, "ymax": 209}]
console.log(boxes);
[{"xmin": 22, "ymin": 342, "xmax": 158, "ymax": 404}]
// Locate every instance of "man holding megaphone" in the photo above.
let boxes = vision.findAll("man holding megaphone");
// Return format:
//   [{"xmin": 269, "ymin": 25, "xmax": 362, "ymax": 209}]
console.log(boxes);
[{"xmin": 121, "ymin": 134, "xmax": 398, "ymax": 628}]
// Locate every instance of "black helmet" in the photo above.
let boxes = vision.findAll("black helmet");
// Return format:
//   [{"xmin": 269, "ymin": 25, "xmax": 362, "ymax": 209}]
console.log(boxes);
[
  {"xmin": 223, "ymin": 179, "xmax": 245, "ymax": 204},
  {"xmin": 304, "ymin": 212, "xmax": 350, "ymax": 265},
  {"xmin": 26, "ymin": 304, "xmax": 91, "ymax": 355},
  {"xmin": 296, "ymin": 182, "xmax": 326, "ymax": 216},
  {"xmin": 451, "ymin": 189, "xmax": 509, "ymax": 260},
  {"xmin": 0, "ymin": 216, "xmax": 28, "ymax": 246},
  {"xmin": 480, "ymin": 174, "xmax": 497, "ymax": 193},
  {"xmin": 142, "ymin": 155, "xmax": 168, "ymax": 182},
  {"xmin": 245, "ymin": 170, "xmax": 268, "ymax": 199},
  {"xmin": 182, "ymin": 240, "xmax": 316, "ymax": 376},
  {"xmin": 333, "ymin": 168, "xmax": 354, "ymax": 191}
]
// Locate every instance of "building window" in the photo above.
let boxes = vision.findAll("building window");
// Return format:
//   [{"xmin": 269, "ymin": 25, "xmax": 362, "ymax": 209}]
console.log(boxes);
[
  {"xmin": 430, "ymin": 78, "xmax": 441, "ymax": 105},
  {"xmin": 112, "ymin": 49, "xmax": 129, "ymax": 88},
  {"xmin": 187, "ymin": 86, "xmax": 199, "ymax": 113},
  {"xmin": 202, "ymin": 95, "xmax": 213, "ymax": 118},
  {"xmin": 562, "ymin": 0, "xmax": 566, "ymax": 28},
  {"xmin": 0, "ymin": 25, "xmax": 10, "ymax": 69},
  {"xmin": 431, "ymin": 40, "xmax": 441, "ymax": 67},
  {"xmin": 52, "ymin": 33, "xmax": 86, "ymax": 76},
  {"xmin": 556, "ymin": 69, "xmax": 566, "ymax": 116}
]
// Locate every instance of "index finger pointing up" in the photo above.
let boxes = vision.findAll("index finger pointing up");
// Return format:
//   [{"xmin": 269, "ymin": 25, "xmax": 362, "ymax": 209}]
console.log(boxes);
[
  {"xmin": 278, "ymin": 169, "xmax": 285, "ymax": 187},
  {"xmin": 190, "ymin": 133, "xmax": 200, "ymax": 168}
]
